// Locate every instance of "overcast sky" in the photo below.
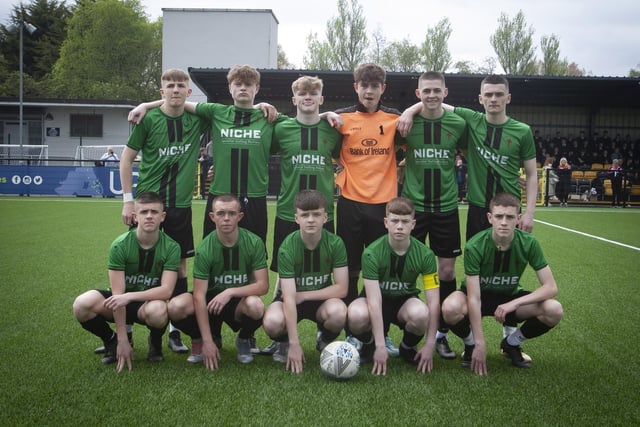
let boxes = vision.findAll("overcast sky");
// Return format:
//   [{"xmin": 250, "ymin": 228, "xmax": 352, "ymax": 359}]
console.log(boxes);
[{"xmin": 2, "ymin": 0, "xmax": 638, "ymax": 76}]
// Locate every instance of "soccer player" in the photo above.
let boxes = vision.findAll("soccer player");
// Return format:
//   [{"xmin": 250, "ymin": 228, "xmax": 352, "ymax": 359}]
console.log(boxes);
[
  {"xmin": 441, "ymin": 193, "xmax": 563, "ymax": 375},
  {"xmin": 398, "ymin": 74, "xmax": 538, "ymax": 354},
  {"xmin": 262, "ymin": 190, "xmax": 348, "ymax": 374},
  {"xmin": 128, "ymin": 65, "xmax": 278, "ymax": 353},
  {"xmin": 324, "ymin": 63, "xmax": 404, "ymax": 356},
  {"xmin": 401, "ymin": 71, "xmax": 467, "ymax": 360},
  {"xmin": 347, "ymin": 197, "xmax": 439, "ymax": 375},
  {"xmin": 270, "ymin": 75, "xmax": 342, "ymax": 275},
  {"xmin": 167, "ymin": 194, "xmax": 269, "ymax": 370},
  {"xmin": 119, "ymin": 68, "xmax": 209, "ymax": 354},
  {"xmin": 72, "ymin": 191, "xmax": 180, "ymax": 372}
]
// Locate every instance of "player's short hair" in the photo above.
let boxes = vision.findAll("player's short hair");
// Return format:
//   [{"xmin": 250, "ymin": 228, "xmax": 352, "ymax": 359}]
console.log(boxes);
[
  {"xmin": 489, "ymin": 192, "xmax": 520, "ymax": 211},
  {"xmin": 354, "ymin": 63, "xmax": 386, "ymax": 85},
  {"xmin": 227, "ymin": 65, "xmax": 260, "ymax": 85},
  {"xmin": 419, "ymin": 71, "xmax": 445, "ymax": 85},
  {"xmin": 211, "ymin": 193, "xmax": 241, "ymax": 211},
  {"xmin": 481, "ymin": 74, "xmax": 509, "ymax": 92},
  {"xmin": 294, "ymin": 189, "xmax": 328, "ymax": 211},
  {"xmin": 161, "ymin": 68, "xmax": 190, "ymax": 83},
  {"xmin": 386, "ymin": 197, "xmax": 415, "ymax": 217},
  {"xmin": 291, "ymin": 75, "xmax": 323, "ymax": 95},
  {"xmin": 135, "ymin": 191, "xmax": 164, "ymax": 206}
]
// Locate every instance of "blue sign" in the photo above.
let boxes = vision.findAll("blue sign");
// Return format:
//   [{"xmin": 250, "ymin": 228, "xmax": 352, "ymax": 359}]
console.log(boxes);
[{"xmin": 0, "ymin": 165, "xmax": 138, "ymax": 197}]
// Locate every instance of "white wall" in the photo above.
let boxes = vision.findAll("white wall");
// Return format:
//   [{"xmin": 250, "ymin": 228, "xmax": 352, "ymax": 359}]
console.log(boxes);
[{"xmin": 162, "ymin": 9, "xmax": 279, "ymax": 103}]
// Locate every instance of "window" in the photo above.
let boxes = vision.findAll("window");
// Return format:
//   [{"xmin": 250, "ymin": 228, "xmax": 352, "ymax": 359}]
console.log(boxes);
[{"xmin": 70, "ymin": 114, "xmax": 103, "ymax": 137}]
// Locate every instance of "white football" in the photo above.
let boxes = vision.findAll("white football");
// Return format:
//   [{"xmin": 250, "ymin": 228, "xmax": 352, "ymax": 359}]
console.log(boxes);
[{"xmin": 320, "ymin": 340, "xmax": 360, "ymax": 380}]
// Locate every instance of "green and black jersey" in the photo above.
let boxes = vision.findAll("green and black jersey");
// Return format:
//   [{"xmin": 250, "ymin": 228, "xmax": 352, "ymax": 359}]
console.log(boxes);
[
  {"xmin": 362, "ymin": 235, "xmax": 438, "ymax": 299},
  {"xmin": 455, "ymin": 107, "xmax": 536, "ymax": 208},
  {"xmin": 272, "ymin": 118, "xmax": 341, "ymax": 221},
  {"xmin": 196, "ymin": 103, "xmax": 286, "ymax": 197},
  {"xmin": 402, "ymin": 110, "xmax": 467, "ymax": 213},
  {"xmin": 127, "ymin": 108, "xmax": 209, "ymax": 208},
  {"xmin": 107, "ymin": 230, "xmax": 181, "ymax": 292},
  {"xmin": 193, "ymin": 227, "xmax": 267, "ymax": 296},
  {"xmin": 278, "ymin": 229, "xmax": 347, "ymax": 292},
  {"xmin": 462, "ymin": 228, "xmax": 548, "ymax": 295}
]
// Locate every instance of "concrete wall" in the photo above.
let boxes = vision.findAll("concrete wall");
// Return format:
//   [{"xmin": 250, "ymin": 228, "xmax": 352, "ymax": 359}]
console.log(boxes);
[{"xmin": 162, "ymin": 8, "xmax": 279, "ymax": 103}]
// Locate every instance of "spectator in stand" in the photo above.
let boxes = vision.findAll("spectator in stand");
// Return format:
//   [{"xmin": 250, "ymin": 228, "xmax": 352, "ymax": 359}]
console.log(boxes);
[
  {"xmin": 608, "ymin": 159, "xmax": 624, "ymax": 208},
  {"xmin": 555, "ymin": 157, "xmax": 572, "ymax": 207}
]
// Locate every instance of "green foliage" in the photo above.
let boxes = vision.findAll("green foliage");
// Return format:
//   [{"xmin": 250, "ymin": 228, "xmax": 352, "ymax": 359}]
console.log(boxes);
[
  {"xmin": 51, "ymin": 0, "xmax": 159, "ymax": 101},
  {"xmin": 0, "ymin": 0, "xmax": 72, "ymax": 97},
  {"xmin": 379, "ymin": 38, "xmax": 420, "ymax": 73},
  {"xmin": 629, "ymin": 63, "xmax": 640, "ymax": 77},
  {"xmin": 1, "ymin": 198, "xmax": 639, "ymax": 425},
  {"xmin": 420, "ymin": 17, "xmax": 453, "ymax": 72},
  {"xmin": 490, "ymin": 10, "xmax": 538, "ymax": 75},
  {"xmin": 303, "ymin": 0, "xmax": 367, "ymax": 71},
  {"xmin": 277, "ymin": 44, "xmax": 293, "ymax": 69},
  {"xmin": 539, "ymin": 34, "xmax": 569, "ymax": 76}
]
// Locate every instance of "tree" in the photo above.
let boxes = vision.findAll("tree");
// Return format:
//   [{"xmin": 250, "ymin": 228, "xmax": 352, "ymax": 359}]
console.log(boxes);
[
  {"xmin": 303, "ymin": 0, "xmax": 368, "ymax": 71},
  {"xmin": 379, "ymin": 39, "xmax": 420, "ymax": 72},
  {"xmin": 490, "ymin": 10, "xmax": 537, "ymax": 75},
  {"xmin": 629, "ymin": 64, "xmax": 640, "ymax": 78},
  {"xmin": 539, "ymin": 34, "xmax": 568, "ymax": 76},
  {"xmin": 303, "ymin": 32, "xmax": 335, "ymax": 70},
  {"xmin": 0, "ymin": 0, "xmax": 72, "ymax": 96},
  {"xmin": 565, "ymin": 62, "xmax": 587, "ymax": 77},
  {"xmin": 52, "ymin": 0, "xmax": 160, "ymax": 100},
  {"xmin": 420, "ymin": 17, "xmax": 452, "ymax": 72},
  {"xmin": 277, "ymin": 44, "xmax": 294, "ymax": 69},
  {"xmin": 453, "ymin": 57, "xmax": 497, "ymax": 74},
  {"xmin": 367, "ymin": 26, "xmax": 386, "ymax": 65}
]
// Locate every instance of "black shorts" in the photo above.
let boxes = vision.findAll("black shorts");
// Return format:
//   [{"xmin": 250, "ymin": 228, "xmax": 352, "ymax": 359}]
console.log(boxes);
[
  {"xmin": 162, "ymin": 207, "xmax": 195, "ymax": 259},
  {"xmin": 336, "ymin": 197, "xmax": 386, "ymax": 274},
  {"xmin": 98, "ymin": 290, "xmax": 150, "ymax": 325},
  {"xmin": 205, "ymin": 293, "xmax": 243, "ymax": 335},
  {"xmin": 460, "ymin": 289, "xmax": 531, "ymax": 323},
  {"xmin": 273, "ymin": 293, "xmax": 325, "ymax": 324},
  {"xmin": 466, "ymin": 204, "xmax": 491, "ymax": 241},
  {"xmin": 270, "ymin": 218, "xmax": 334, "ymax": 272},
  {"xmin": 412, "ymin": 210, "xmax": 461, "ymax": 258},
  {"xmin": 204, "ymin": 194, "xmax": 267, "ymax": 242},
  {"xmin": 359, "ymin": 293, "xmax": 418, "ymax": 335}
]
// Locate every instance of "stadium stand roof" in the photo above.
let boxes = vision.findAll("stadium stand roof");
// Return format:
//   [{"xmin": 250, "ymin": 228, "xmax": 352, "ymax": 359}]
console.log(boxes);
[{"xmin": 189, "ymin": 68, "xmax": 640, "ymax": 110}]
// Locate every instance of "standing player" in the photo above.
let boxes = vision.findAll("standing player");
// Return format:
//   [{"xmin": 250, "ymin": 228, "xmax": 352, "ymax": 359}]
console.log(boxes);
[
  {"xmin": 128, "ymin": 65, "xmax": 278, "ymax": 353},
  {"xmin": 398, "ymin": 74, "xmax": 538, "ymax": 355},
  {"xmin": 168, "ymin": 194, "xmax": 269, "ymax": 369},
  {"xmin": 73, "ymin": 192, "xmax": 180, "ymax": 371},
  {"xmin": 325, "ymin": 63, "xmax": 404, "ymax": 356},
  {"xmin": 347, "ymin": 197, "xmax": 439, "ymax": 375},
  {"xmin": 262, "ymin": 190, "xmax": 348, "ymax": 374},
  {"xmin": 441, "ymin": 193, "xmax": 563, "ymax": 375},
  {"xmin": 120, "ymin": 68, "xmax": 209, "ymax": 354},
  {"xmin": 401, "ymin": 71, "xmax": 467, "ymax": 360},
  {"xmin": 270, "ymin": 75, "xmax": 342, "ymax": 278}
]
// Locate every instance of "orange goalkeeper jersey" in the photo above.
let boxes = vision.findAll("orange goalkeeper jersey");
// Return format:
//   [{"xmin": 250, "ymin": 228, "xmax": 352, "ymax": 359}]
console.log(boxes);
[{"xmin": 335, "ymin": 104, "xmax": 402, "ymax": 204}]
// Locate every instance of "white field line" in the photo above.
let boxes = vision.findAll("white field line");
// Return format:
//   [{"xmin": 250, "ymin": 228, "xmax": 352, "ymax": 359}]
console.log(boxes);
[{"xmin": 534, "ymin": 219, "xmax": 640, "ymax": 251}]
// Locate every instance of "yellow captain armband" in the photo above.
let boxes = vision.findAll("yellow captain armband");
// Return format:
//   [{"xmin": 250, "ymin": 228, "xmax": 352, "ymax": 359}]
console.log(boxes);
[{"xmin": 422, "ymin": 273, "xmax": 439, "ymax": 290}]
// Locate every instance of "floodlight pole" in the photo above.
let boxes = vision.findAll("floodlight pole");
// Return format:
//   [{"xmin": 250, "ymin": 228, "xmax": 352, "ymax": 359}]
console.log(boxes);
[{"xmin": 18, "ymin": 6, "xmax": 36, "ymax": 162}]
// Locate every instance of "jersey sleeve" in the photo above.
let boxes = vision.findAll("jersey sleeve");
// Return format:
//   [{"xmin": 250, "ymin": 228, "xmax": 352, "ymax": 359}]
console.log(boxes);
[
  {"xmin": 330, "ymin": 235, "xmax": 348, "ymax": 268},
  {"xmin": 527, "ymin": 236, "xmax": 548, "ymax": 271},
  {"xmin": 107, "ymin": 238, "xmax": 127, "ymax": 271},
  {"xmin": 193, "ymin": 238, "xmax": 212, "ymax": 280},
  {"xmin": 419, "ymin": 246, "xmax": 439, "ymax": 290},
  {"xmin": 361, "ymin": 247, "xmax": 380, "ymax": 281}
]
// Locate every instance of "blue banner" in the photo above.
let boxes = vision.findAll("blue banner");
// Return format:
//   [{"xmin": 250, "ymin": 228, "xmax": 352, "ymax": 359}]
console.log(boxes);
[{"xmin": 0, "ymin": 165, "xmax": 137, "ymax": 197}]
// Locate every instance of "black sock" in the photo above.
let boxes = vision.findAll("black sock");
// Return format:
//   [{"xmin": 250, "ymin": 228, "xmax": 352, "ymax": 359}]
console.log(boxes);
[
  {"xmin": 172, "ymin": 315, "xmax": 200, "ymax": 339},
  {"xmin": 354, "ymin": 332, "xmax": 373, "ymax": 344},
  {"xmin": 520, "ymin": 317, "xmax": 553, "ymax": 339},
  {"xmin": 238, "ymin": 316, "xmax": 263, "ymax": 339},
  {"xmin": 449, "ymin": 317, "xmax": 471, "ymax": 340},
  {"xmin": 401, "ymin": 331, "xmax": 422, "ymax": 348},
  {"xmin": 318, "ymin": 323, "xmax": 339, "ymax": 343},
  {"xmin": 80, "ymin": 316, "xmax": 113, "ymax": 343},
  {"xmin": 148, "ymin": 325, "xmax": 166, "ymax": 349},
  {"xmin": 438, "ymin": 279, "xmax": 457, "ymax": 332}
]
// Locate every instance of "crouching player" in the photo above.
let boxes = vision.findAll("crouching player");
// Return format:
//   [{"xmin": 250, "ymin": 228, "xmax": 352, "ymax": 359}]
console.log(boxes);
[
  {"xmin": 168, "ymin": 194, "xmax": 269, "ymax": 370},
  {"xmin": 262, "ymin": 190, "xmax": 348, "ymax": 374},
  {"xmin": 347, "ymin": 197, "xmax": 440, "ymax": 375},
  {"xmin": 442, "ymin": 192, "xmax": 563, "ymax": 375},
  {"xmin": 73, "ymin": 191, "xmax": 179, "ymax": 371}
]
